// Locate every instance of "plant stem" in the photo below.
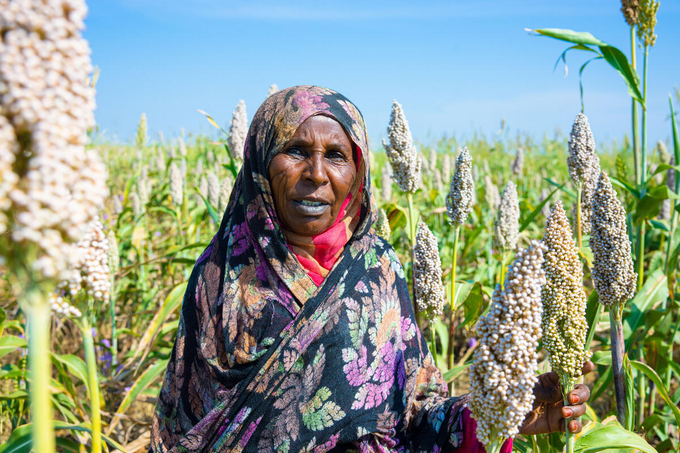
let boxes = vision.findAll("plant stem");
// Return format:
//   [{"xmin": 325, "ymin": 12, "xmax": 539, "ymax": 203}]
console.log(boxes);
[
  {"xmin": 641, "ymin": 46, "xmax": 649, "ymax": 188},
  {"xmin": 447, "ymin": 226, "xmax": 460, "ymax": 370},
  {"xmin": 407, "ymin": 192, "xmax": 420, "ymax": 323},
  {"xmin": 431, "ymin": 327, "xmax": 437, "ymax": 369},
  {"xmin": 637, "ymin": 364, "xmax": 646, "ymax": 429},
  {"xmin": 81, "ymin": 318, "xmax": 102, "ymax": 453},
  {"xmin": 636, "ymin": 224, "xmax": 645, "ymax": 291},
  {"xmin": 631, "ymin": 25, "xmax": 640, "ymax": 187},
  {"xmin": 575, "ymin": 184, "xmax": 583, "ymax": 250},
  {"xmin": 26, "ymin": 284, "xmax": 56, "ymax": 453},
  {"xmin": 610, "ymin": 305, "xmax": 627, "ymax": 426},
  {"xmin": 499, "ymin": 251, "xmax": 507, "ymax": 289},
  {"xmin": 109, "ymin": 276, "xmax": 117, "ymax": 367},
  {"xmin": 560, "ymin": 373, "xmax": 576, "ymax": 453}
]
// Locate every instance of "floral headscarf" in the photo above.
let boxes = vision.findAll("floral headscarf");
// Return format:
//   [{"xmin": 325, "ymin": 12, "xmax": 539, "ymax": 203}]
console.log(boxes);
[{"xmin": 151, "ymin": 86, "xmax": 488, "ymax": 452}]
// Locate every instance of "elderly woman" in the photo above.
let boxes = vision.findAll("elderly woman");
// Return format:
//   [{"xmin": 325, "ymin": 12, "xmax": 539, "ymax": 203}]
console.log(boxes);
[{"xmin": 151, "ymin": 86, "xmax": 592, "ymax": 452}]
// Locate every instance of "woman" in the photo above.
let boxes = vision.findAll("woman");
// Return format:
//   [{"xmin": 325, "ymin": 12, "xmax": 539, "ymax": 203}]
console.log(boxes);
[{"xmin": 151, "ymin": 85, "xmax": 592, "ymax": 452}]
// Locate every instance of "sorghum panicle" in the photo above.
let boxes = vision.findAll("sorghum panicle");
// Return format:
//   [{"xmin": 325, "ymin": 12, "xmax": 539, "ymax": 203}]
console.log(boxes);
[
  {"xmin": 0, "ymin": 0, "xmax": 108, "ymax": 280},
  {"xmin": 207, "ymin": 172, "xmax": 220, "ymax": 208},
  {"xmin": 381, "ymin": 169, "xmax": 392, "ymax": 202},
  {"xmin": 485, "ymin": 176, "xmax": 500, "ymax": 213},
  {"xmin": 567, "ymin": 113, "xmax": 601, "ymax": 235},
  {"xmin": 511, "ymin": 148, "xmax": 524, "ymax": 175},
  {"xmin": 178, "ymin": 136, "xmax": 187, "ymax": 157},
  {"xmin": 383, "ymin": 100, "xmax": 421, "ymax": 193},
  {"xmin": 590, "ymin": 172, "xmax": 637, "ymax": 307},
  {"xmin": 169, "ymin": 162, "xmax": 183, "ymax": 207},
  {"xmin": 621, "ymin": 0, "xmax": 640, "ymax": 25},
  {"xmin": 136, "ymin": 113, "xmax": 148, "ymax": 149},
  {"xmin": 637, "ymin": 0, "xmax": 659, "ymax": 47},
  {"xmin": 494, "ymin": 181, "xmax": 520, "ymax": 252},
  {"xmin": 219, "ymin": 176, "xmax": 232, "ymax": 213},
  {"xmin": 268, "ymin": 84, "xmax": 279, "ymax": 96},
  {"xmin": 413, "ymin": 221, "xmax": 446, "ymax": 323},
  {"xmin": 229, "ymin": 100, "xmax": 247, "ymax": 161},
  {"xmin": 446, "ymin": 147, "xmax": 474, "ymax": 227},
  {"xmin": 542, "ymin": 201, "xmax": 592, "ymax": 379},
  {"xmin": 375, "ymin": 209, "xmax": 391, "ymax": 240},
  {"xmin": 469, "ymin": 241, "xmax": 546, "ymax": 445}
]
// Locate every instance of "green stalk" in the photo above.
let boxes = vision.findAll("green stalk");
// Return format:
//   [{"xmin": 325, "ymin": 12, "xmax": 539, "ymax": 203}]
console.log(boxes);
[
  {"xmin": 636, "ymin": 224, "xmax": 645, "ymax": 291},
  {"xmin": 27, "ymin": 284, "xmax": 56, "ymax": 453},
  {"xmin": 499, "ymin": 251, "xmax": 507, "ymax": 289},
  {"xmin": 610, "ymin": 304, "xmax": 627, "ymax": 426},
  {"xmin": 108, "ymin": 281, "xmax": 117, "ymax": 367},
  {"xmin": 430, "ymin": 327, "xmax": 438, "ymax": 369},
  {"xmin": 637, "ymin": 46, "xmax": 650, "ymax": 291},
  {"xmin": 486, "ymin": 433, "xmax": 504, "ymax": 453},
  {"xmin": 81, "ymin": 318, "xmax": 102, "ymax": 453},
  {"xmin": 407, "ymin": 192, "xmax": 419, "ymax": 322},
  {"xmin": 560, "ymin": 373, "xmax": 576, "ymax": 453},
  {"xmin": 447, "ymin": 226, "xmax": 460, "ymax": 370},
  {"xmin": 631, "ymin": 26, "xmax": 640, "ymax": 187}
]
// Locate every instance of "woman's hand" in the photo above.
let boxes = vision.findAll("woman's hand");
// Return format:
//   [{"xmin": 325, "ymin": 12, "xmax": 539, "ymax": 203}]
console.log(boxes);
[{"xmin": 519, "ymin": 361, "xmax": 595, "ymax": 436}]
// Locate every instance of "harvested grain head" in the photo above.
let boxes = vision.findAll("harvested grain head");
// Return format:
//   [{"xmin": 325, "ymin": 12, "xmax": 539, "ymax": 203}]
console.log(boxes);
[
  {"xmin": 382, "ymin": 100, "xmax": 421, "ymax": 193},
  {"xmin": 494, "ymin": 181, "xmax": 520, "ymax": 252},
  {"xmin": 0, "ymin": 0, "xmax": 108, "ymax": 281},
  {"xmin": 413, "ymin": 220, "xmax": 446, "ymax": 323},
  {"xmin": 229, "ymin": 100, "xmax": 247, "ymax": 161},
  {"xmin": 541, "ymin": 201, "xmax": 592, "ymax": 380},
  {"xmin": 446, "ymin": 148, "xmax": 474, "ymax": 227},
  {"xmin": 469, "ymin": 240, "xmax": 546, "ymax": 448},
  {"xmin": 590, "ymin": 172, "xmax": 636, "ymax": 307}
]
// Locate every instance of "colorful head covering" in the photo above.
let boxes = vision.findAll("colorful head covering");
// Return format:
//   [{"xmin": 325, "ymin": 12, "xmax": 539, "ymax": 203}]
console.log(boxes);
[{"xmin": 151, "ymin": 86, "xmax": 492, "ymax": 452}]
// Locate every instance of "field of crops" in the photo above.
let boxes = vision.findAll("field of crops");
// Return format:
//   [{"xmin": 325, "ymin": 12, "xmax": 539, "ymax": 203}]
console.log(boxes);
[{"xmin": 2, "ymin": 0, "xmax": 680, "ymax": 452}]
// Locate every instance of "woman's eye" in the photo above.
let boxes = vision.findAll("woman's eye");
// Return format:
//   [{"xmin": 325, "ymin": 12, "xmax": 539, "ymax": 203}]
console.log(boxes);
[
  {"xmin": 286, "ymin": 147, "xmax": 305, "ymax": 157},
  {"xmin": 326, "ymin": 150, "xmax": 347, "ymax": 161}
]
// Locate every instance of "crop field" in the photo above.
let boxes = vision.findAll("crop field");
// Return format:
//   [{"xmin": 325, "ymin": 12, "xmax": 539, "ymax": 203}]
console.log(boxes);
[{"xmin": 1, "ymin": 1, "xmax": 679, "ymax": 452}]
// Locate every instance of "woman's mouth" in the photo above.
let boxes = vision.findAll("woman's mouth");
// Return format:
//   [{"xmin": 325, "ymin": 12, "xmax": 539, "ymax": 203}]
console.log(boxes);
[{"xmin": 293, "ymin": 199, "xmax": 330, "ymax": 215}]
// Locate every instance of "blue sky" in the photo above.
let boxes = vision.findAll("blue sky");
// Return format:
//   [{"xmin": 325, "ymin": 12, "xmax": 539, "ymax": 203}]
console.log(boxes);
[{"xmin": 86, "ymin": 0, "xmax": 680, "ymax": 149}]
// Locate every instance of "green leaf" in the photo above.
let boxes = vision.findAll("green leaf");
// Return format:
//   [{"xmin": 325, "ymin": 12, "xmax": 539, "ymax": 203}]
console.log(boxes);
[
  {"xmin": 529, "ymin": 28, "xmax": 607, "ymax": 46},
  {"xmin": 609, "ymin": 175, "xmax": 641, "ymax": 199},
  {"xmin": 128, "ymin": 281, "xmax": 187, "ymax": 367},
  {"xmin": 384, "ymin": 202, "xmax": 407, "ymax": 232},
  {"xmin": 50, "ymin": 353, "xmax": 90, "ymax": 396},
  {"xmin": 460, "ymin": 282, "xmax": 484, "ymax": 330},
  {"xmin": 443, "ymin": 362, "xmax": 471, "ymax": 383},
  {"xmin": 649, "ymin": 219, "xmax": 669, "ymax": 232},
  {"xmin": 198, "ymin": 192, "xmax": 221, "ymax": 225},
  {"xmin": 545, "ymin": 177, "xmax": 576, "ymax": 199},
  {"xmin": 573, "ymin": 420, "xmax": 658, "ymax": 453},
  {"xmin": 0, "ymin": 335, "xmax": 26, "ymax": 361},
  {"xmin": 671, "ymin": 96, "xmax": 680, "ymax": 194},
  {"xmin": 591, "ymin": 350, "xmax": 611, "ymax": 366},
  {"xmin": 624, "ymin": 269, "xmax": 668, "ymax": 349},
  {"xmin": 584, "ymin": 290, "xmax": 601, "ymax": 351},
  {"xmin": 630, "ymin": 360, "xmax": 680, "ymax": 428},
  {"xmin": 519, "ymin": 184, "xmax": 564, "ymax": 232},
  {"xmin": 0, "ymin": 307, "xmax": 5, "ymax": 339},
  {"xmin": 623, "ymin": 355, "xmax": 635, "ymax": 431},
  {"xmin": 107, "ymin": 359, "xmax": 168, "ymax": 435},
  {"xmin": 0, "ymin": 422, "xmax": 126, "ymax": 453},
  {"xmin": 599, "ymin": 45, "xmax": 644, "ymax": 106},
  {"xmin": 634, "ymin": 187, "xmax": 676, "ymax": 223}
]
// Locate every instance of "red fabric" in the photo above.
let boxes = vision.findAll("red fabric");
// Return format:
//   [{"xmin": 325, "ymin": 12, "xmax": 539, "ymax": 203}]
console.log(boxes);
[
  {"xmin": 286, "ymin": 146, "xmax": 364, "ymax": 286},
  {"xmin": 459, "ymin": 408, "xmax": 513, "ymax": 453}
]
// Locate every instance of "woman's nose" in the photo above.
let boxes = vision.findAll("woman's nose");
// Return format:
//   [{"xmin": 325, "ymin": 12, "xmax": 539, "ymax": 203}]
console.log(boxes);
[{"xmin": 305, "ymin": 153, "xmax": 328, "ymax": 185}]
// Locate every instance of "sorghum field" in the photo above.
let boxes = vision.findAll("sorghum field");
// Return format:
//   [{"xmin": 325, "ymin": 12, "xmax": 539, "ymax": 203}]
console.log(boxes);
[{"xmin": 1, "ymin": 1, "xmax": 679, "ymax": 452}]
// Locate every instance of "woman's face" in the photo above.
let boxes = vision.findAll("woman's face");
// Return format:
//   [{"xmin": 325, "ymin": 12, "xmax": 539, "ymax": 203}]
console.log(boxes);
[{"xmin": 268, "ymin": 115, "xmax": 357, "ymax": 237}]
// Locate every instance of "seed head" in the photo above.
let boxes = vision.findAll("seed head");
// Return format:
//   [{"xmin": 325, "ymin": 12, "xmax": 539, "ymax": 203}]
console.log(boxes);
[
  {"xmin": 381, "ymin": 169, "xmax": 392, "ymax": 202},
  {"xmin": 107, "ymin": 230, "xmax": 119, "ymax": 275},
  {"xmin": 113, "ymin": 196, "xmax": 123, "ymax": 215},
  {"xmin": 62, "ymin": 219, "xmax": 111, "ymax": 302},
  {"xmin": 657, "ymin": 140, "xmax": 671, "ymax": 164},
  {"xmin": 136, "ymin": 113, "xmax": 148, "ymax": 149},
  {"xmin": 446, "ymin": 148, "xmax": 474, "ymax": 227},
  {"xmin": 485, "ymin": 176, "xmax": 501, "ymax": 213},
  {"xmin": 138, "ymin": 179, "xmax": 149, "ymax": 206},
  {"xmin": 637, "ymin": 0, "xmax": 659, "ymax": 47},
  {"xmin": 590, "ymin": 172, "xmax": 636, "ymax": 307},
  {"xmin": 568, "ymin": 113, "xmax": 601, "ymax": 235},
  {"xmin": 469, "ymin": 241, "xmax": 546, "ymax": 446},
  {"xmin": 130, "ymin": 192, "xmax": 141, "ymax": 218},
  {"xmin": 49, "ymin": 293, "xmax": 82, "ymax": 318},
  {"xmin": 268, "ymin": 84, "xmax": 279, "ymax": 96},
  {"xmin": 413, "ymin": 221, "xmax": 446, "ymax": 323},
  {"xmin": 219, "ymin": 176, "xmax": 232, "ymax": 212},
  {"xmin": 180, "ymin": 158, "xmax": 187, "ymax": 180},
  {"xmin": 540, "ymin": 188, "xmax": 551, "ymax": 218},
  {"xmin": 621, "ymin": 0, "xmax": 639, "ymax": 25},
  {"xmin": 383, "ymin": 100, "xmax": 421, "ymax": 193},
  {"xmin": 0, "ymin": 0, "xmax": 108, "ymax": 281},
  {"xmin": 169, "ymin": 162, "xmax": 183, "ymax": 206},
  {"xmin": 207, "ymin": 172, "xmax": 220, "ymax": 208},
  {"xmin": 541, "ymin": 201, "xmax": 592, "ymax": 379},
  {"xmin": 375, "ymin": 209, "xmax": 391, "ymax": 240},
  {"xmin": 199, "ymin": 175, "xmax": 208, "ymax": 198},
  {"xmin": 511, "ymin": 148, "xmax": 524, "ymax": 176},
  {"xmin": 229, "ymin": 100, "xmax": 247, "ymax": 161},
  {"xmin": 178, "ymin": 136, "xmax": 187, "ymax": 157},
  {"xmin": 494, "ymin": 181, "xmax": 520, "ymax": 252},
  {"xmin": 660, "ymin": 157, "xmax": 675, "ymax": 220},
  {"xmin": 442, "ymin": 153, "xmax": 452, "ymax": 187}
]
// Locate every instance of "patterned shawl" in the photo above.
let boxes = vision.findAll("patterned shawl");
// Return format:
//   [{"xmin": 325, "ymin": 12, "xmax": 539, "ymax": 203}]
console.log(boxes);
[{"xmin": 151, "ymin": 86, "xmax": 479, "ymax": 453}]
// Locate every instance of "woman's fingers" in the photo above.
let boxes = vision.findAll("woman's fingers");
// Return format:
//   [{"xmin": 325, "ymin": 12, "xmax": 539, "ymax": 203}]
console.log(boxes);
[
  {"xmin": 568, "ymin": 384, "xmax": 591, "ymax": 405},
  {"xmin": 533, "ymin": 381, "xmax": 562, "ymax": 404},
  {"xmin": 568, "ymin": 419, "xmax": 583, "ymax": 434},
  {"xmin": 561, "ymin": 401, "xmax": 587, "ymax": 419},
  {"xmin": 581, "ymin": 360, "xmax": 595, "ymax": 375}
]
